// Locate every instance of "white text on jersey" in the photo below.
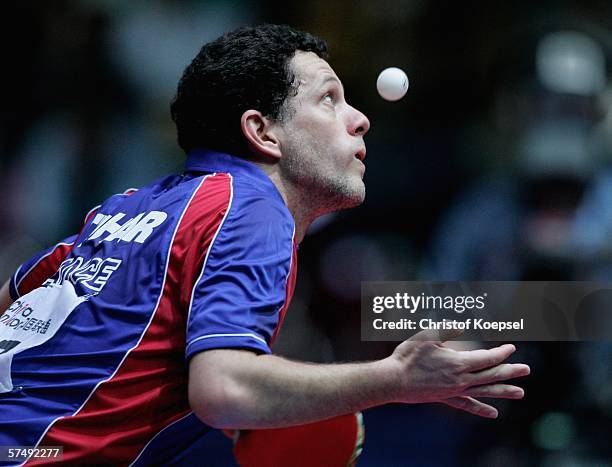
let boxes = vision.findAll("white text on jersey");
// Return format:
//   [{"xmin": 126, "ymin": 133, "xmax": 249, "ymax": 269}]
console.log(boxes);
[{"xmin": 87, "ymin": 211, "xmax": 168, "ymax": 244}]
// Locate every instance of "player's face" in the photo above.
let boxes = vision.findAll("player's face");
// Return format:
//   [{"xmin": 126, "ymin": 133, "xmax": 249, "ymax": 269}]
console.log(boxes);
[{"xmin": 277, "ymin": 51, "xmax": 370, "ymax": 214}]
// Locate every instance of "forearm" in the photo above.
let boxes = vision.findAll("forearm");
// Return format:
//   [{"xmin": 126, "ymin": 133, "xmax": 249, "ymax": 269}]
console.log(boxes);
[
  {"xmin": 189, "ymin": 349, "xmax": 397, "ymax": 429},
  {"xmin": 189, "ymin": 331, "xmax": 530, "ymax": 429}
]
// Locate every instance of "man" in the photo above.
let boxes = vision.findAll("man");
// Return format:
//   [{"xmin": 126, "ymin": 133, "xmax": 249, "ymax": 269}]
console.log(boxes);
[{"xmin": 0, "ymin": 24, "xmax": 529, "ymax": 465}]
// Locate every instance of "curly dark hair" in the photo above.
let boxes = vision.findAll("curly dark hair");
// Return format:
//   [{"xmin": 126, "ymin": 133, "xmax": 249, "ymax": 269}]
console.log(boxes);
[{"xmin": 171, "ymin": 24, "xmax": 329, "ymax": 156}]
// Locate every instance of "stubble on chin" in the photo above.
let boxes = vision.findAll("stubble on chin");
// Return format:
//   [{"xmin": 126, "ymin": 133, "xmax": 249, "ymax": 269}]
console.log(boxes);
[{"xmin": 280, "ymin": 151, "xmax": 365, "ymax": 216}]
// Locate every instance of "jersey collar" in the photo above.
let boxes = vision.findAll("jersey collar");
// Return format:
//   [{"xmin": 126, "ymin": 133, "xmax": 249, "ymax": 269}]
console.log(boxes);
[{"xmin": 184, "ymin": 148, "xmax": 286, "ymax": 202}]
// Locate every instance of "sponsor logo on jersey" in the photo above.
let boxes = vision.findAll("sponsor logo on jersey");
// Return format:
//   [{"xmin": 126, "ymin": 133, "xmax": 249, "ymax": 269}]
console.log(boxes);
[
  {"xmin": 87, "ymin": 211, "xmax": 167, "ymax": 244},
  {"xmin": 43, "ymin": 256, "xmax": 122, "ymax": 294}
]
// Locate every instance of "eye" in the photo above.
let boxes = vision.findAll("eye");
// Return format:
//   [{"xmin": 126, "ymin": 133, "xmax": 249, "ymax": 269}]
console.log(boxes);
[{"xmin": 322, "ymin": 92, "xmax": 335, "ymax": 105}]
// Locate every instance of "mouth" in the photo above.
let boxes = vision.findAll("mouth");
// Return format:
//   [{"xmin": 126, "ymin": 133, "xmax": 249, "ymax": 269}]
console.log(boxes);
[{"xmin": 354, "ymin": 148, "xmax": 366, "ymax": 162}]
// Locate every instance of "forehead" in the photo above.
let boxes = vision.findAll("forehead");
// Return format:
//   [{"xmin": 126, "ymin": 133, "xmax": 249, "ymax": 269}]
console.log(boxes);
[{"xmin": 290, "ymin": 51, "xmax": 340, "ymax": 89}]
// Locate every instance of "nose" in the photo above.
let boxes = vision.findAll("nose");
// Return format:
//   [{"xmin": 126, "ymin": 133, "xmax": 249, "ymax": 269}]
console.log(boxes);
[{"xmin": 348, "ymin": 105, "xmax": 370, "ymax": 137}]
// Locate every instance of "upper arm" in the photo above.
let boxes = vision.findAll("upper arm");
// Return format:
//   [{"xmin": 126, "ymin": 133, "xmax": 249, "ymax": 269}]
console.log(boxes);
[
  {"xmin": 188, "ymin": 348, "xmax": 258, "ymax": 426},
  {"xmin": 184, "ymin": 192, "xmax": 296, "ymax": 425}
]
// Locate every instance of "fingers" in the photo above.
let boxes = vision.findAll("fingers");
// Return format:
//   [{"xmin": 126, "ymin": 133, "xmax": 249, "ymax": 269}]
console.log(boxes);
[
  {"xmin": 409, "ymin": 323, "xmax": 465, "ymax": 343},
  {"xmin": 461, "ymin": 384, "xmax": 524, "ymax": 399},
  {"xmin": 468, "ymin": 363, "xmax": 531, "ymax": 386},
  {"xmin": 460, "ymin": 344, "xmax": 516, "ymax": 372},
  {"xmin": 441, "ymin": 396, "xmax": 498, "ymax": 419}
]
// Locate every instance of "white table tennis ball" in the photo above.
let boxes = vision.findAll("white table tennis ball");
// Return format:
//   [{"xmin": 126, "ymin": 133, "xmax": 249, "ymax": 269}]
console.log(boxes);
[{"xmin": 376, "ymin": 67, "xmax": 409, "ymax": 101}]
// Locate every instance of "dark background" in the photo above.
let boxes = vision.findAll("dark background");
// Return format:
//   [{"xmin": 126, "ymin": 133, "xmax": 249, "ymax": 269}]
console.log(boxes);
[{"xmin": 2, "ymin": 1, "xmax": 612, "ymax": 465}]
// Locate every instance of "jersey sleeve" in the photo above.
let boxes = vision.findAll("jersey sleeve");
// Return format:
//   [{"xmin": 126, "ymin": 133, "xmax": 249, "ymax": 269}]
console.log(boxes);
[
  {"xmin": 9, "ymin": 234, "xmax": 78, "ymax": 300},
  {"xmin": 185, "ymin": 195, "xmax": 295, "ymax": 360}
]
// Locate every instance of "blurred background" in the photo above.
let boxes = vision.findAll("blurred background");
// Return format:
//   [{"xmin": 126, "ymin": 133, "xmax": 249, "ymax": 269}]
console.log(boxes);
[{"xmin": 2, "ymin": 0, "xmax": 612, "ymax": 465}]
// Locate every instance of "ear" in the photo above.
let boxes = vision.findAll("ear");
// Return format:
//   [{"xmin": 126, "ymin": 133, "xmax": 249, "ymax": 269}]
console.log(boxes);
[{"xmin": 240, "ymin": 110, "xmax": 282, "ymax": 160}]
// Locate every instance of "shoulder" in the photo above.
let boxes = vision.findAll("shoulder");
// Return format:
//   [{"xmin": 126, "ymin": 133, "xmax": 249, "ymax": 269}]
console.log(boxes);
[
  {"xmin": 229, "ymin": 176, "xmax": 293, "ymax": 224},
  {"xmin": 220, "ymin": 180, "xmax": 294, "ymax": 251}
]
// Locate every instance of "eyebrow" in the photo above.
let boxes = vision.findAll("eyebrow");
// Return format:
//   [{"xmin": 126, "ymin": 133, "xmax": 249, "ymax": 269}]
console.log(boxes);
[{"xmin": 318, "ymin": 75, "xmax": 344, "ymax": 93}]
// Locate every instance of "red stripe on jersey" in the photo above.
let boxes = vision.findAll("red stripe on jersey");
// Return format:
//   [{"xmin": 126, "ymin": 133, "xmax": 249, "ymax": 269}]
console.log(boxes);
[
  {"xmin": 32, "ymin": 174, "xmax": 232, "ymax": 465},
  {"xmin": 17, "ymin": 242, "xmax": 74, "ymax": 297},
  {"xmin": 270, "ymin": 237, "xmax": 298, "ymax": 346}
]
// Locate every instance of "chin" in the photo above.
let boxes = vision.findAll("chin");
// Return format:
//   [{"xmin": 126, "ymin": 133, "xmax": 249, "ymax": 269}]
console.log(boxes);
[
  {"xmin": 336, "ymin": 181, "xmax": 366, "ymax": 210},
  {"xmin": 349, "ymin": 184, "xmax": 366, "ymax": 205},
  {"xmin": 310, "ymin": 176, "xmax": 365, "ymax": 214},
  {"xmin": 349, "ymin": 192, "xmax": 366, "ymax": 208}
]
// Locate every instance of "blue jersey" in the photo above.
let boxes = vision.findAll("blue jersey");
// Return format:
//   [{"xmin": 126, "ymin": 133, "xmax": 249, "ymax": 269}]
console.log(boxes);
[{"xmin": 0, "ymin": 150, "xmax": 298, "ymax": 465}]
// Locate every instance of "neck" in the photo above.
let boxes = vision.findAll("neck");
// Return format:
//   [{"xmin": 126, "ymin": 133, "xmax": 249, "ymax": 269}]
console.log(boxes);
[{"xmin": 253, "ymin": 162, "xmax": 316, "ymax": 243}]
